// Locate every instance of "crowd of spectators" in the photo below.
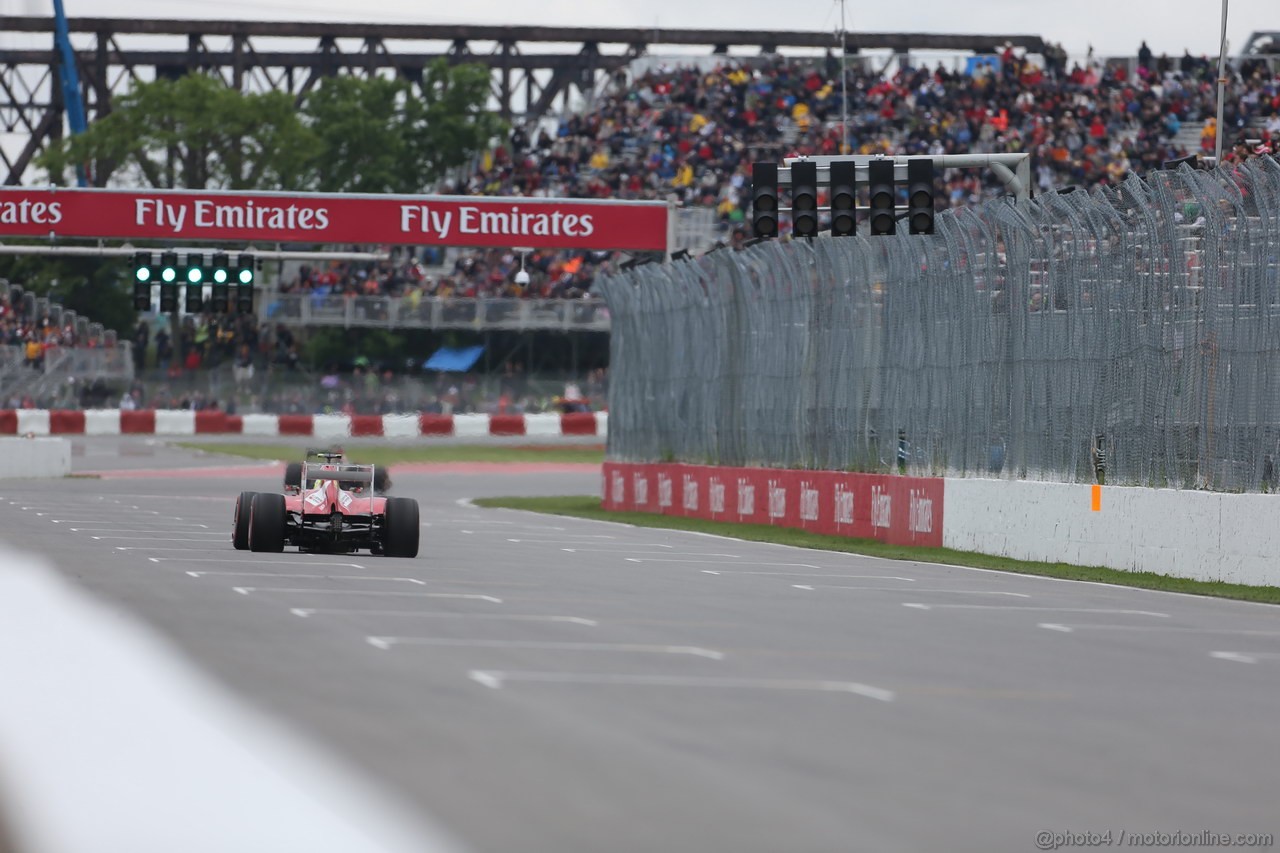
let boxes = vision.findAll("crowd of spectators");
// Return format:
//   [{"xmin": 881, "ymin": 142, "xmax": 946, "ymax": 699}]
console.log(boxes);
[
  {"xmin": 274, "ymin": 42, "xmax": 1280, "ymax": 299},
  {"xmin": 276, "ymin": 246, "xmax": 607, "ymax": 302}
]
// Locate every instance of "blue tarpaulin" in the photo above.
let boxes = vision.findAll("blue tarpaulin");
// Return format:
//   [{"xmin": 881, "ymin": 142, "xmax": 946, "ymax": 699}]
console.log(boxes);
[{"xmin": 423, "ymin": 345, "xmax": 484, "ymax": 372}]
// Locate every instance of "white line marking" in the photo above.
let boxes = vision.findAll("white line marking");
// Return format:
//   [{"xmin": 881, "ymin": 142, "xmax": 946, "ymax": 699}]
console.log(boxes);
[
  {"xmin": 1040, "ymin": 623, "xmax": 1280, "ymax": 635},
  {"xmin": 365, "ymin": 616, "xmax": 597, "ymax": 630},
  {"xmin": 436, "ymin": 520, "xmax": 566, "ymax": 530},
  {"xmin": 796, "ymin": 585, "xmax": 1030, "ymax": 597},
  {"xmin": 1211, "ymin": 651, "xmax": 1260, "ymax": 664},
  {"xmin": 555, "ymin": 545, "xmax": 686, "ymax": 550},
  {"xmin": 368, "ymin": 638, "xmax": 722, "ymax": 658},
  {"xmin": 702, "ymin": 571, "xmax": 917, "ymax": 579},
  {"xmin": 467, "ymin": 671, "xmax": 895, "ymax": 701},
  {"xmin": 71, "ymin": 527, "xmax": 214, "ymax": 533},
  {"xmin": 148, "ymin": 558, "xmax": 367, "ymax": 568},
  {"xmin": 51, "ymin": 515, "xmax": 162, "ymax": 522},
  {"xmin": 905, "ymin": 604, "xmax": 1170, "ymax": 615},
  {"xmin": 454, "ymin": 498, "xmax": 478, "ymax": 509},
  {"xmin": 233, "ymin": 587, "xmax": 486, "ymax": 598},
  {"xmin": 505, "ymin": 536, "xmax": 616, "ymax": 543},
  {"xmin": 104, "ymin": 540, "xmax": 229, "ymax": 545},
  {"xmin": 626, "ymin": 559, "xmax": 821, "ymax": 567},
  {"xmin": 187, "ymin": 572, "xmax": 425, "ymax": 585},
  {"xmin": 567, "ymin": 550, "xmax": 739, "ymax": 556},
  {"xmin": 289, "ymin": 599, "xmax": 504, "ymax": 615},
  {"xmin": 470, "ymin": 671, "xmax": 503, "ymax": 689}
]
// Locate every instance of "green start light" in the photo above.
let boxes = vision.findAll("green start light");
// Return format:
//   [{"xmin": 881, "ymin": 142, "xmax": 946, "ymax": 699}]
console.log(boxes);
[
  {"xmin": 187, "ymin": 267, "xmax": 203, "ymax": 284},
  {"xmin": 161, "ymin": 266, "xmax": 177, "ymax": 283},
  {"xmin": 135, "ymin": 267, "xmax": 152, "ymax": 283},
  {"xmin": 212, "ymin": 268, "xmax": 229, "ymax": 284},
  {"xmin": 238, "ymin": 267, "xmax": 253, "ymax": 285}
]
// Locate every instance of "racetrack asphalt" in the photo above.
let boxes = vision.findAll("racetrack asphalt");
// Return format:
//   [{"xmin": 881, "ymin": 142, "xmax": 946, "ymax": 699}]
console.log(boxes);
[{"xmin": 2, "ymin": 436, "xmax": 1279, "ymax": 852}]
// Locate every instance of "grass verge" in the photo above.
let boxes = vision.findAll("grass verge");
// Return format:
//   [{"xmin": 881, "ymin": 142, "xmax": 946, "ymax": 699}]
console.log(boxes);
[
  {"xmin": 472, "ymin": 495, "xmax": 1280, "ymax": 605},
  {"xmin": 176, "ymin": 442, "xmax": 604, "ymax": 466}
]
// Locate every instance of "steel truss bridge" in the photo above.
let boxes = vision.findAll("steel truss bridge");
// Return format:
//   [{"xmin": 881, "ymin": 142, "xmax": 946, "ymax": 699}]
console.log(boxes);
[{"xmin": 0, "ymin": 17, "xmax": 1045, "ymax": 186}]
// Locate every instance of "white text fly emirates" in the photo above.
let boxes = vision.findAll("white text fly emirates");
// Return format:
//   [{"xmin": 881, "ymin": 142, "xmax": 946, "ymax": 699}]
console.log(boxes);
[{"xmin": 129, "ymin": 198, "xmax": 595, "ymax": 239}]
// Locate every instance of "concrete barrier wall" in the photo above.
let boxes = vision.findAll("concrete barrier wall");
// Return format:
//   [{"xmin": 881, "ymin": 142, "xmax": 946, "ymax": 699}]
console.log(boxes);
[
  {"xmin": 0, "ymin": 438, "xmax": 70, "ymax": 479},
  {"xmin": 942, "ymin": 479, "xmax": 1280, "ymax": 587}
]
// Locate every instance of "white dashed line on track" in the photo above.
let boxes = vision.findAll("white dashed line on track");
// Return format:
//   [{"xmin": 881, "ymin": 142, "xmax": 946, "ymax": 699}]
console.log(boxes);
[{"xmin": 467, "ymin": 671, "xmax": 895, "ymax": 701}]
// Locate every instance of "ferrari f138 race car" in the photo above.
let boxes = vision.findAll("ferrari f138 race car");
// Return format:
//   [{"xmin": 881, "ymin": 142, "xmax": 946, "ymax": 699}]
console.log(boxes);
[{"xmin": 232, "ymin": 452, "xmax": 418, "ymax": 557}]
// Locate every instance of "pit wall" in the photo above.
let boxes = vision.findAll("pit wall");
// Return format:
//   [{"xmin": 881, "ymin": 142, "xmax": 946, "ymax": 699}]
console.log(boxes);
[
  {"xmin": 601, "ymin": 463, "xmax": 1280, "ymax": 587},
  {"xmin": 0, "ymin": 410, "xmax": 606, "ymax": 439},
  {"xmin": 0, "ymin": 437, "xmax": 71, "ymax": 478}
]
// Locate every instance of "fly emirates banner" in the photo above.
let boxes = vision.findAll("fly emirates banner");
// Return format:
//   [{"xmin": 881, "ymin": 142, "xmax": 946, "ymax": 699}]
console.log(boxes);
[{"xmin": 0, "ymin": 188, "xmax": 671, "ymax": 252}]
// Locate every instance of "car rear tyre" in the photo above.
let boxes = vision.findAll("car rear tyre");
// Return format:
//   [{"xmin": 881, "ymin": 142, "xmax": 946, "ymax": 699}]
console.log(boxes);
[
  {"xmin": 284, "ymin": 462, "xmax": 303, "ymax": 490},
  {"xmin": 383, "ymin": 497, "xmax": 419, "ymax": 558},
  {"xmin": 249, "ymin": 492, "xmax": 287, "ymax": 553},
  {"xmin": 233, "ymin": 490, "xmax": 257, "ymax": 550}
]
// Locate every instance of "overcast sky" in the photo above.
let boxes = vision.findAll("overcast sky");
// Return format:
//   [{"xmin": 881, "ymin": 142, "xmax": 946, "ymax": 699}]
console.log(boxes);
[{"xmin": 8, "ymin": 0, "xmax": 1278, "ymax": 60}]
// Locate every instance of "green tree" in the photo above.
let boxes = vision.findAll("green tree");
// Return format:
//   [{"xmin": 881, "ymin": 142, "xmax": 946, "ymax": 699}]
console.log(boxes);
[
  {"xmin": 303, "ymin": 62, "xmax": 505, "ymax": 194},
  {"xmin": 39, "ymin": 74, "xmax": 318, "ymax": 190}
]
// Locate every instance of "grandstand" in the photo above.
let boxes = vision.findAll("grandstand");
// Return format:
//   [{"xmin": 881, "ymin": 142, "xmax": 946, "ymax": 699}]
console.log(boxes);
[{"xmin": 2, "ymin": 30, "xmax": 1278, "ymax": 414}]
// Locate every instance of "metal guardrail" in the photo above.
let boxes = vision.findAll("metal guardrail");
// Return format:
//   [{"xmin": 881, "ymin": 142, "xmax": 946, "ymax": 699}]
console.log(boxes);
[
  {"xmin": 262, "ymin": 294, "xmax": 612, "ymax": 331},
  {"xmin": 0, "ymin": 343, "xmax": 134, "ymax": 405}
]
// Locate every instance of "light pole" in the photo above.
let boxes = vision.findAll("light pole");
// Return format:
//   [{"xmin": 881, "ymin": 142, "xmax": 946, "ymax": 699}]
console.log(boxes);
[
  {"xmin": 840, "ymin": 0, "xmax": 849, "ymax": 155},
  {"xmin": 1214, "ymin": 0, "xmax": 1230, "ymax": 166}
]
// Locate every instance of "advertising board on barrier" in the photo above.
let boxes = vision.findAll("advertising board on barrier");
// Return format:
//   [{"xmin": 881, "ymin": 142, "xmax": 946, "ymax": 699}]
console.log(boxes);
[
  {"xmin": 0, "ymin": 187, "xmax": 671, "ymax": 252},
  {"xmin": 602, "ymin": 461, "xmax": 944, "ymax": 548}
]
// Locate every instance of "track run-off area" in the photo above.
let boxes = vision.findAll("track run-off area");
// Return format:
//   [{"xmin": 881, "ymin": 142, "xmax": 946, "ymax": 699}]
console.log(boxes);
[{"xmin": 1, "ymin": 437, "xmax": 1278, "ymax": 853}]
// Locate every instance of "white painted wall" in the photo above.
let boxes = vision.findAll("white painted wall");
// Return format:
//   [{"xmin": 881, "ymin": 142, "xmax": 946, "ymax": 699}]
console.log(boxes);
[
  {"xmin": 0, "ymin": 438, "xmax": 71, "ymax": 479},
  {"xmin": 944, "ymin": 478, "xmax": 1280, "ymax": 587}
]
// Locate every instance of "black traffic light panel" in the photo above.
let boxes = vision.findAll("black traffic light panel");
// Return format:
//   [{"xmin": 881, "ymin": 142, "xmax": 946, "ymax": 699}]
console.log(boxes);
[
  {"xmin": 830, "ymin": 161, "xmax": 857, "ymax": 236},
  {"xmin": 209, "ymin": 252, "xmax": 231, "ymax": 286},
  {"xmin": 236, "ymin": 283, "xmax": 254, "ymax": 314},
  {"xmin": 183, "ymin": 252, "xmax": 205, "ymax": 287},
  {"xmin": 132, "ymin": 251, "xmax": 154, "ymax": 311},
  {"xmin": 790, "ymin": 161, "xmax": 818, "ymax": 239},
  {"xmin": 184, "ymin": 284, "xmax": 205, "ymax": 314},
  {"xmin": 751, "ymin": 162, "xmax": 779, "ymax": 239},
  {"xmin": 159, "ymin": 251, "xmax": 180, "ymax": 285},
  {"xmin": 235, "ymin": 253, "xmax": 255, "ymax": 285},
  {"xmin": 158, "ymin": 279, "xmax": 178, "ymax": 313},
  {"xmin": 907, "ymin": 158, "xmax": 936, "ymax": 235},
  {"xmin": 868, "ymin": 160, "xmax": 896, "ymax": 236}
]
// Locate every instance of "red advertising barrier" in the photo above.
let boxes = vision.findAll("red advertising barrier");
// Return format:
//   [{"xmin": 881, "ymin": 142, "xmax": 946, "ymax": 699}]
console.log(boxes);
[
  {"xmin": 0, "ymin": 410, "xmax": 17, "ymax": 434},
  {"xmin": 0, "ymin": 188, "xmax": 670, "ymax": 252},
  {"xmin": 602, "ymin": 462, "xmax": 943, "ymax": 548}
]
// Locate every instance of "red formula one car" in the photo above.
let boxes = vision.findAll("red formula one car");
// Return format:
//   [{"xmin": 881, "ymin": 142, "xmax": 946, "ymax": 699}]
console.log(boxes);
[{"xmin": 232, "ymin": 453, "xmax": 419, "ymax": 557}]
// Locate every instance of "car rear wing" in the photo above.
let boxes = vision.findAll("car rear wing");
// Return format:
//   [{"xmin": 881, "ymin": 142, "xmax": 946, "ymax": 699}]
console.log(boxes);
[{"xmin": 302, "ymin": 463, "xmax": 375, "ymax": 484}]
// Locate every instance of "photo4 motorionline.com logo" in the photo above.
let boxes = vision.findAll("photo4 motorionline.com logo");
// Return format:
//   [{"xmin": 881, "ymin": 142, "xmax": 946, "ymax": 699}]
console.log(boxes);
[{"xmin": 1036, "ymin": 829, "xmax": 1274, "ymax": 850}]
